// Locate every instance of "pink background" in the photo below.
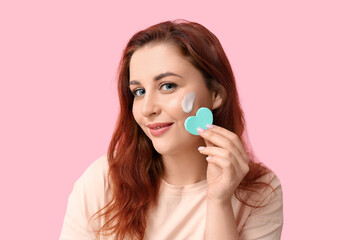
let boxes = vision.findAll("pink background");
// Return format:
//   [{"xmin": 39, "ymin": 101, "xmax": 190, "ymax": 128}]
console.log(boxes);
[{"xmin": 1, "ymin": 0, "xmax": 359, "ymax": 239}]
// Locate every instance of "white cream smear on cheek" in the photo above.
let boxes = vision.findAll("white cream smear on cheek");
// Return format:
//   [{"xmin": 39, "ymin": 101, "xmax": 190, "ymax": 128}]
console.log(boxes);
[{"xmin": 181, "ymin": 91, "xmax": 196, "ymax": 113}]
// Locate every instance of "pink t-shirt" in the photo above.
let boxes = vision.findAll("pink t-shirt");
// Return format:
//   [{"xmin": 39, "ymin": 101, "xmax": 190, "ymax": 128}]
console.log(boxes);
[{"xmin": 59, "ymin": 155, "xmax": 283, "ymax": 240}]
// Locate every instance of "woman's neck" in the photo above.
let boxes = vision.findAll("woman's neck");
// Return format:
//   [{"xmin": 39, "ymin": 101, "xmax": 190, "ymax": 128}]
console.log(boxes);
[{"xmin": 161, "ymin": 142, "xmax": 208, "ymax": 186}]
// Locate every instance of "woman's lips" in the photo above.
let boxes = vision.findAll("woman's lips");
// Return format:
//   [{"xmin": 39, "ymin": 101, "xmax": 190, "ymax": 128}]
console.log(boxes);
[{"xmin": 149, "ymin": 123, "xmax": 173, "ymax": 136}]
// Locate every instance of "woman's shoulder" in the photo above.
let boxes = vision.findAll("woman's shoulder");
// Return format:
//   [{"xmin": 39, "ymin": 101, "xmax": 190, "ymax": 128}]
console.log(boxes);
[
  {"xmin": 250, "ymin": 168, "xmax": 283, "ymax": 212},
  {"xmin": 258, "ymin": 168, "xmax": 282, "ymax": 190},
  {"xmin": 79, "ymin": 154, "xmax": 109, "ymax": 182},
  {"xmin": 235, "ymin": 169, "xmax": 283, "ymax": 239},
  {"xmin": 72, "ymin": 154, "xmax": 111, "ymax": 202},
  {"xmin": 60, "ymin": 155, "xmax": 111, "ymax": 239}
]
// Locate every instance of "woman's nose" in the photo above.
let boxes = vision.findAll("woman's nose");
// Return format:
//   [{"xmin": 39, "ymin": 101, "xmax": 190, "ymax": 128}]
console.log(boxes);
[{"xmin": 141, "ymin": 93, "xmax": 160, "ymax": 117}]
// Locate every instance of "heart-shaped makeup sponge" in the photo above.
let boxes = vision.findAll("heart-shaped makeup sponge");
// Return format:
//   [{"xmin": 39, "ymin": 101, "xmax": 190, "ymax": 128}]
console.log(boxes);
[{"xmin": 184, "ymin": 107, "xmax": 213, "ymax": 135}]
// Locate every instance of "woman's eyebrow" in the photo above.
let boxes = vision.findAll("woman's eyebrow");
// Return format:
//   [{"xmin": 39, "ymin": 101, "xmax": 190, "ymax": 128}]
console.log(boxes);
[{"xmin": 129, "ymin": 72, "xmax": 183, "ymax": 86}]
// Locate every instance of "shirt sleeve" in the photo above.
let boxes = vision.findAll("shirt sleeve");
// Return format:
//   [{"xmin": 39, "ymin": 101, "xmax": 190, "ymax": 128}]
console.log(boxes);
[
  {"xmin": 59, "ymin": 155, "xmax": 109, "ymax": 240},
  {"xmin": 59, "ymin": 178, "xmax": 97, "ymax": 240},
  {"xmin": 239, "ymin": 172, "xmax": 284, "ymax": 240}
]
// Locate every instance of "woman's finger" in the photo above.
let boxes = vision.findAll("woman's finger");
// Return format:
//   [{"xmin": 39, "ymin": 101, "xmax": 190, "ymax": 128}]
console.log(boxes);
[
  {"xmin": 205, "ymin": 155, "xmax": 238, "ymax": 184},
  {"xmin": 198, "ymin": 146, "xmax": 242, "ymax": 178},
  {"xmin": 203, "ymin": 124, "xmax": 249, "ymax": 162},
  {"xmin": 197, "ymin": 126, "xmax": 245, "ymax": 165}
]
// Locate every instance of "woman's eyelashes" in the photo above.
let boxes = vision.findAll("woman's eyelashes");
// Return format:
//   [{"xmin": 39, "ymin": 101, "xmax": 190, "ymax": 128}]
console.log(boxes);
[
  {"xmin": 131, "ymin": 82, "xmax": 178, "ymax": 97},
  {"xmin": 131, "ymin": 88, "xmax": 145, "ymax": 97},
  {"xmin": 161, "ymin": 82, "xmax": 177, "ymax": 91}
]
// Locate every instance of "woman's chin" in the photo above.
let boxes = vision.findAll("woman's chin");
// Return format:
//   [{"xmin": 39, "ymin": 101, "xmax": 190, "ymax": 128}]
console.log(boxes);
[
  {"xmin": 153, "ymin": 146, "xmax": 174, "ymax": 155},
  {"xmin": 152, "ymin": 142, "xmax": 183, "ymax": 156}
]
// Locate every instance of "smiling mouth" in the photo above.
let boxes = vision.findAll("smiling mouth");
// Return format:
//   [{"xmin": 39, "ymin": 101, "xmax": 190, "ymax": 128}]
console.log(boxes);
[
  {"xmin": 148, "ymin": 123, "xmax": 174, "ymax": 136},
  {"xmin": 147, "ymin": 122, "xmax": 174, "ymax": 129}
]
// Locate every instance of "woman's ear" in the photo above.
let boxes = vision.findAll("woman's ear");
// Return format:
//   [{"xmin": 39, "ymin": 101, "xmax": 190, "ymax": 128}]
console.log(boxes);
[{"xmin": 212, "ymin": 90, "xmax": 223, "ymax": 110}]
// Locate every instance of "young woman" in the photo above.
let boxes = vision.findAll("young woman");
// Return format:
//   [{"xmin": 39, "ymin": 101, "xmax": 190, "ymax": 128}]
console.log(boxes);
[{"xmin": 60, "ymin": 19, "xmax": 283, "ymax": 240}]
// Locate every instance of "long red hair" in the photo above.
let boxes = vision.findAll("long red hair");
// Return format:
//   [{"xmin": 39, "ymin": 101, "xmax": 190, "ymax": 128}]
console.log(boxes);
[{"xmin": 90, "ymin": 19, "xmax": 272, "ymax": 240}]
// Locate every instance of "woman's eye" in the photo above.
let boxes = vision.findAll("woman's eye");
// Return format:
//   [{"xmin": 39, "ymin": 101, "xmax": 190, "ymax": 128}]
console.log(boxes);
[
  {"xmin": 160, "ymin": 83, "xmax": 177, "ymax": 91},
  {"xmin": 131, "ymin": 83, "xmax": 177, "ymax": 98},
  {"xmin": 132, "ymin": 89, "xmax": 145, "ymax": 97}
]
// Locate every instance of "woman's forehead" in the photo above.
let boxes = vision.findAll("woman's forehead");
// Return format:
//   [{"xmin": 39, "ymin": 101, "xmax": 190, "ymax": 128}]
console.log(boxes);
[
  {"xmin": 130, "ymin": 44, "xmax": 185, "ymax": 67},
  {"xmin": 129, "ymin": 45, "xmax": 193, "ymax": 82}
]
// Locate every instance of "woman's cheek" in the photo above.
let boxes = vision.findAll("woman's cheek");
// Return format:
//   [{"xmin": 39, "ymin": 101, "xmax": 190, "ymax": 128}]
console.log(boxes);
[
  {"xmin": 181, "ymin": 91, "xmax": 196, "ymax": 113},
  {"xmin": 166, "ymin": 96, "xmax": 185, "ymax": 116},
  {"xmin": 166, "ymin": 91, "xmax": 197, "ymax": 122}
]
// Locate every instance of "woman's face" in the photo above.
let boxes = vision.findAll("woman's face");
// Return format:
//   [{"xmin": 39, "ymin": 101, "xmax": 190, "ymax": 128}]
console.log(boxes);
[{"xmin": 129, "ymin": 42, "xmax": 220, "ymax": 155}]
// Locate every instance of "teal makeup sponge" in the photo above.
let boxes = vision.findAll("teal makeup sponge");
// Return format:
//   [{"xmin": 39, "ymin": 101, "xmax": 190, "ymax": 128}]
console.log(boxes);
[{"xmin": 184, "ymin": 107, "xmax": 213, "ymax": 135}]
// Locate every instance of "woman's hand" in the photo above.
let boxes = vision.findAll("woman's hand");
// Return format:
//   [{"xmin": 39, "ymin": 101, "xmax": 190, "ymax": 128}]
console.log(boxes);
[{"xmin": 197, "ymin": 124, "xmax": 250, "ymax": 205}]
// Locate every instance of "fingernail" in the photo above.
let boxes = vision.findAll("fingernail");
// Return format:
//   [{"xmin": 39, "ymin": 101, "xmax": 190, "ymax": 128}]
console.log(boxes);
[
  {"xmin": 206, "ymin": 124, "xmax": 214, "ymax": 129},
  {"xmin": 206, "ymin": 156, "xmax": 212, "ymax": 160},
  {"xmin": 198, "ymin": 146, "xmax": 205, "ymax": 151},
  {"xmin": 197, "ymin": 127, "xmax": 205, "ymax": 133}
]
